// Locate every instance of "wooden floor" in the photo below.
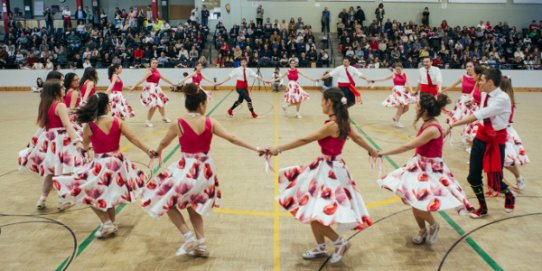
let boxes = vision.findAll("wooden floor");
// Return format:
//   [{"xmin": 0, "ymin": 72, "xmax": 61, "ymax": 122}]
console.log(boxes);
[{"xmin": 1, "ymin": 89, "xmax": 541, "ymax": 271}]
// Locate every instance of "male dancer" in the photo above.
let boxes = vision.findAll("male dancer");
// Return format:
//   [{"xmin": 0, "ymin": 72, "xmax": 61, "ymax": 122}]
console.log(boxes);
[
  {"xmin": 418, "ymin": 56, "xmax": 442, "ymax": 96},
  {"xmin": 216, "ymin": 57, "xmax": 266, "ymax": 118},
  {"xmin": 445, "ymin": 69, "xmax": 514, "ymax": 218},
  {"xmin": 321, "ymin": 57, "xmax": 371, "ymax": 107}
]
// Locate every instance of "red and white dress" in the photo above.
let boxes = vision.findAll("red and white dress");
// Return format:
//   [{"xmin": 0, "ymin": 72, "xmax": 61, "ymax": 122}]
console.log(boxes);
[
  {"xmin": 53, "ymin": 118, "xmax": 147, "ymax": 211},
  {"xmin": 382, "ymin": 73, "xmax": 417, "ymax": 107},
  {"xmin": 277, "ymin": 121, "xmax": 372, "ymax": 232},
  {"xmin": 378, "ymin": 123, "xmax": 472, "ymax": 213},
  {"xmin": 463, "ymin": 87, "xmax": 482, "ymax": 143},
  {"xmin": 446, "ymin": 75, "xmax": 477, "ymax": 125},
  {"xmin": 110, "ymin": 77, "xmax": 135, "ymax": 119},
  {"xmin": 141, "ymin": 117, "xmax": 220, "ymax": 217},
  {"xmin": 140, "ymin": 68, "xmax": 169, "ymax": 108},
  {"xmin": 284, "ymin": 69, "xmax": 309, "ymax": 104},
  {"xmin": 18, "ymin": 101, "xmax": 84, "ymax": 176},
  {"xmin": 80, "ymin": 80, "xmax": 96, "ymax": 100},
  {"xmin": 191, "ymin": 71, "xmax": 213, "ymax": 101},
  {"xmin": 63, "ymin": 89, "xmax": 84, "ymax": 138},
  {"xmin": 504, "ymin": 106, "xmax": 530, "ymax": 167}
]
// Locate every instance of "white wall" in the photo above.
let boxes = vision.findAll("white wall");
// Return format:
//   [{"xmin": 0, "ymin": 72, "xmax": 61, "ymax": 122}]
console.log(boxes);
[
  {"xmin": 2, "ymin": 68, "xmax": 541, "ymax": 88},
  {"xmin": 212, "ymin": 0, "xmax": 542, "ymax": 31}
]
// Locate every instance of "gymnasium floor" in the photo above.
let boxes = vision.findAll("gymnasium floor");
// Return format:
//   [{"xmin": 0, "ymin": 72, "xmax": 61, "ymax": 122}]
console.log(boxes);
[{"xmin": 1, "ymin": 89, "xmax": 540, "ymax": 271}]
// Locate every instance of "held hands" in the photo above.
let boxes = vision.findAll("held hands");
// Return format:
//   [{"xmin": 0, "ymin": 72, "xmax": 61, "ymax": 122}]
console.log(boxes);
[{"xmin": 442, "ymin": 123, "xmax": 453, "ymax": 137}]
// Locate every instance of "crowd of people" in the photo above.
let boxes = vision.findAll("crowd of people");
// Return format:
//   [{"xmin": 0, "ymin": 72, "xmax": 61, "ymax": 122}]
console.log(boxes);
[
  {"xmin": 335, "ymin": 5, "xmax": 542, "ymax": 70},
  {"xmin": 0, "ymin": 6, "xmax": 209, "ymax": 70},
  {"xmin": 1, "ymin": 4, "xmax": 541, "ymax": 71}
]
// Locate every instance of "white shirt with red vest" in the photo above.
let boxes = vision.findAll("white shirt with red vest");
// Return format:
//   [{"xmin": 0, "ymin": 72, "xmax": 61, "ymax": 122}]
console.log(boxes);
[{"xmin": 229, "ymin": 67, "xmax": 258, "ymax": 89}]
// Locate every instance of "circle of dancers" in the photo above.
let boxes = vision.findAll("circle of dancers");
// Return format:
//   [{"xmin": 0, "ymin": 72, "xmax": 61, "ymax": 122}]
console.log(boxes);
[{"xmin": 17, "ymin": 60, "xmax": 529, "ymax": 263}]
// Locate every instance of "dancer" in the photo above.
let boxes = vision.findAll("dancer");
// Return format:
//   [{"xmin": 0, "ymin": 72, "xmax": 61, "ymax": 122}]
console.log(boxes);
[
  {"xmin": 80, "ymin": 67, "xmax": 98, "ymax": 103},
  {"xmin": 178, "ymin": 62, "xmax": 215, "ymax": 100},
  {"xmin": 140, "ymin": 83, "xmax": 264, "ymax": 257},
  {"xmin": 63, "ymin": 73, "xmax": 81, "ymax": 112},
  {"xmin": 371, "ymin": 63, "xmax": 417, "ymax": 128},
  {"xmin": 216, "ymin": 57, "xmax": 265, "ymax": 118},
  {"xmin": 320, "ymin": 57, "xmax": 371, "ymax": 107},
  {"xmin": 445, "ymin": 69, "xmax": 515, "ymax": 218},
  {"xmin": 500, "ymin": 76, "xmax": 529, "ymax": 190},
  {"xmin": 18, "ymin": 80, "xmax": 84, "ymax": 210},
  {"xmin": 267, "ymin": 88, "xmax": 376, "ymax": 263},
  {"xmin": 129, "ymin": 58, "xmax": 177, "ymax": 127},
  {"xmin": 54, "ymin": 93, "xmax": 153, "ymax": 238},
  {"xmin": 444, "ymin": 62, "xmax": 477, "ymax": 125},
  {"xmin": 271, "ymin": 59, "xmax": 317, "ymax": 118},
  {"xmin": 418, "ymin": 57, "xmax": 442, "ymax": 97},
  {"xmin": 377, "ymin": 93, "xmax": 472, "ymax": 245},
  {"xmin": 106, "ymin": 64, "xmax": 135, "ymax": 119},
  {"xmin": 458, "ymin": 66, "xmax": 486, "ymax": 151}
]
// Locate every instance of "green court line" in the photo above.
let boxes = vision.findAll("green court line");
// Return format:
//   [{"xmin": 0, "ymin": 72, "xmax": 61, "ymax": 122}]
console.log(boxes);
[
  {"xmin": 349, "ymin": 118, "xmax": 504, "ymax": 271},
  {"xmin": 55, "ymin": 90, "xmax": 233, "ymax": 271}
]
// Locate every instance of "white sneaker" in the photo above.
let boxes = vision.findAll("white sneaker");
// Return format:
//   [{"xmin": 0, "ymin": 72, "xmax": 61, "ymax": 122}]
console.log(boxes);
[
  {"xmin": 175, "ymin": 238, "xmax": 198, "ymax": 256},
  {"xmin": 296, "ymin": 113, "xmax": 302, "ymax": 119},
  {"xmin": 516, "ymin": 176, "xmax": 526, "ymax": 190},
  {"xmin": 162, "ymin": 118, "xmax": 171, "ymax": 123},
  {"xmin": 302, "ymin": 244, "xmax": 328, "ymax": 260},
  {"xmin": 94, "ymin": 222, "xmax": 117, "ymax": 239},
  {"xmin": 329, "ymin": 238, "xmax": 350, "ymax": 264},
  {"xmin": 426, "ymin": 223, "xmax": 440, "ymax": 245},
  {"xmin": 36, "ymin": 195, "xmax": 47, "ymax": 210},
  {"xmin": 57, "ymin": 196, "xmax": 73, "ymax": 211},
  {"xmin": 394, "ymin": 121, "xmax": 405, "ymax": 128},
  {"xmin": 412, "ymin": 229, "xmax": 427, "ymax": 245},
  {"xmin": 145, "ymin": 121, "xmax": 154, "ymax": 128},
  {"xmin": 188, "ymin": 239, "xmax": 210, "ymax": 258}
]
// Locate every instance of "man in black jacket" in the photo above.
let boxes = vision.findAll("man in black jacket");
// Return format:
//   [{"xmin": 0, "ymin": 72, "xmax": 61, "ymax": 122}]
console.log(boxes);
[{"xmin": 355, "ymin": 6, "xmax": 365, "ymax": 27}]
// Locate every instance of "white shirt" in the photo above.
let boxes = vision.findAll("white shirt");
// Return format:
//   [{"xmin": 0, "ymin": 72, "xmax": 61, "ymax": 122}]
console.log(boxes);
[
  {"xmin": 229, "ymin": 67, "xmax": 257, "ymax": 81},
  {"xmin": 473, "ymin": 87, "xmax": 511, "ymax": 131},
  {"xmin": 418, "ymin": 66, "xmax": 442, "ymax": 85},
  {"xmin": 329, "ymin": 65, "xmax": 363, "ymax": 84},
  {"xmin": 62, "ymin": 10, "xmax": 71, "ymax": 17}
]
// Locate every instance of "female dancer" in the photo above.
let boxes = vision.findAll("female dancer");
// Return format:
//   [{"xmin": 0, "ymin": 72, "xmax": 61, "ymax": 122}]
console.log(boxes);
[
  {"xmin": 444, "ymin": 62, "xmax": 477, "ymax": 125},
  {"xmin": 129, "ymin": 58, "xmax": 177, "ymax": 127},
  {"xmin": 500, "ymin": 76, "xmax": 529, "ymax": 190},
  {"xmin": 267, "ymin": 88, "xmax": 377, "ymax": 263},
  {"xmin": 63, "ymin": 73, "xmax": 81, "ymax": 112},
  {"xmin": 462, "ymin": 66, "xmax": 486, "ymax": 152},
  {"xmin": 18, "ymin": 80, "xmax": 84, "ymax": 210},
  {"xmin": 80, "ymin": 67, "xmax": 98, "ymax": 103},
  {"xmin": 106, "ymin": 64, "xmax": 135, "ymax": 119},
  {"xmin": 371, "ymin": 63, "xmax": 417, "ymax": 128},
  {"xmin": 271, "ymin": 59, "xmax": 317, "ymax": 119},
  {"xmin": 54, "ymin": 93, "xmax": 153, "ymax": 238},
  {"xmin": 177, "ymin": 62, "xmax": 215, "ymax": 100},
  {"xmin": 377, "ymin": 93, "xmax": 472, "ymax": 245},
  {"xmin": 140, "ymin": 83, "xmax": 264, "ymax": 257}
]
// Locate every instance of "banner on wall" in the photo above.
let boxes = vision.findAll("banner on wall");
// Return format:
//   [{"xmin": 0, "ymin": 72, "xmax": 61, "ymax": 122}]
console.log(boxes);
[
  {"xmin": 449, "ymin": 0, "xmax": 506, "ymax": 3},
  {"xmin": 512, "ymin": 0, "xmax": 542, "ymax": 3},
  {"xmin": 383, "ymin": 0, "xmax": 439, "ymax": 2}
]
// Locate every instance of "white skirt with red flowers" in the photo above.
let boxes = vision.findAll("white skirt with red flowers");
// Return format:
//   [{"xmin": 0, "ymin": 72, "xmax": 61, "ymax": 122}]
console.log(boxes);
[
  {"xmin": 18, "ymin": 128, "xmax": 85, "ymax": 176},
  {"xmin": 505, "ymin": 125, "xmax": 530, "ymax": 167},
  {"xmin": 446, "ymin": 94, "xmax": 477, "ymax": 125},
  {"xmin": 277, "ymin": 155, "xmax": 372, "ymax": 232},
  {"xmin": 284, "ymin": 81, "xmax": 310, "ymax": 104},
  {"xmin": 110, "ymin": 91, "xmax": 135, "ymax": 119},
  {"xmin": 140, "ymin": 83, "xmax": 169, "ymax": 109},
  {"xmin": 382, "ymin": 86, "xmax": 418, "ymax": 107},
  {"xmin": 377, "ymin": 154, "xmax": 472, "ymax": 214},
  {"xmin": 53, "ymin": 152, "xmax": 147, "ymax": 211},
  {"xmin": 140, "ymin": 153, "xmax": 221, "ymax": 217}
]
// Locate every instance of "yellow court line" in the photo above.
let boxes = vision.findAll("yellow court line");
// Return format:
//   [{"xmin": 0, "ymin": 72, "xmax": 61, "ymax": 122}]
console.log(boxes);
[
  {"xmin": 364, "ymin": 125, "xmax": 411, "ymax": 141},
  {"xmin": 273, "ymin": 94, "xmax": 281, "ymax": 271}
]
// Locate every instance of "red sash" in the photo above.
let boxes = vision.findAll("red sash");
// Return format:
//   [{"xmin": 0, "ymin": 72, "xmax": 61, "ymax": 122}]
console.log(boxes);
[
  {"xmin": 341, "ymin": 67, "xmax": 362, "ymax": 104},
  {"xmin": 475, "ymin": 124, "xmax": 507, "ymax": 192},
  {"xmin": 236, "ymin": 68, "xmax": 249, "ymax": 90},
  {"xmin": 420, "ymin": 84, "xmax": 438, "ymax": 96}
]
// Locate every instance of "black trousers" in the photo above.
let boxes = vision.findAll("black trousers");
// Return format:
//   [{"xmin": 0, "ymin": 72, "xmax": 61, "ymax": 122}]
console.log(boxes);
[
  {"xmin": 339, "ymin": 86, "xmax": 355, "ymax": 107},
  {"xmin": 235, "ymin": 88, "xmax": 252, "ymax": 103},
  {"xmin": 467, "ymin": 138, "xmax": 508, "ymax": 190}
]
